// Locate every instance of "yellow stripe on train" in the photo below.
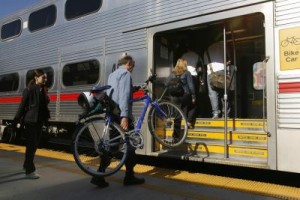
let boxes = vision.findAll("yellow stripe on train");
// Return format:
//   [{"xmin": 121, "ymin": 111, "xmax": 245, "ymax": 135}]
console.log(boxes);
[
  {"xmin": 194, "ymin": 119, "xmax": 267, "ymax": 129},
  {"xmin": 183, "ymin": 144, "xmax": 268, "ymax": 158},
  {"xmin": 187, "ymin": 131, "xmax": 268, "ymax": 143}
]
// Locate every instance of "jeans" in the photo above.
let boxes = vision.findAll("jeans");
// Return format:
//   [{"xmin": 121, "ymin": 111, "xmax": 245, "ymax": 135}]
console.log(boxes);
[{"xmin": 207, "ymin": 70, "xmax": 224, "ymax": 116}]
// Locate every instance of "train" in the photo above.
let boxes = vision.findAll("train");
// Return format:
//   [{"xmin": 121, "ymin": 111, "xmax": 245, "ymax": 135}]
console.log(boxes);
[{"xmin": 1, "ymin": 0, "xmax": 300, "ymax": 174}]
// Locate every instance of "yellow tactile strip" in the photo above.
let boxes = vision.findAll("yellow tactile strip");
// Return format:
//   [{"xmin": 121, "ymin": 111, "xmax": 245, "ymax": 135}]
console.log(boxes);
[{"xmin": 1, "ymin": 143, "xmax": 299, "ymax": 199}]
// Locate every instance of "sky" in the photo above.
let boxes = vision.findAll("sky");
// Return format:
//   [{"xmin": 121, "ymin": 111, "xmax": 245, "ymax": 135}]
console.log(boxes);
[{"xmin": 0, "ymin": 0, "xmax": 43, "ymax": 20}]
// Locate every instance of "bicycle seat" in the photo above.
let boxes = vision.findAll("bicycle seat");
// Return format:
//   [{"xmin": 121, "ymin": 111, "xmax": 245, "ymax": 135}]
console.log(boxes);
[{"xmin": 90, "ymin": 85, "xmax": 111, "ymax": 93}]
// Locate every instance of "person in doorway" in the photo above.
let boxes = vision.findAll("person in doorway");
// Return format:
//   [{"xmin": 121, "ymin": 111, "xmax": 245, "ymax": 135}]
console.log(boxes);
[
  {"xmin": 182, "ymin": 44, "xmax": 201, "ymax": 78},
  {"xmin": 203, "ymin": 39, "xmax": 231, "ymax": 118},
  {"xmin": 182, "ymin": 44, "xmax": 203, "ymax": 120},
  {"xmin": 90, "ymin": 55, "xmax": 145, "ymax": 188},
  {"xmin": 13, "ymin": 69, "xmax": 50, "ymax": 179},
  {"xmin": 166, "ymin": 58, "xmax": 196, "ymax": 128}
]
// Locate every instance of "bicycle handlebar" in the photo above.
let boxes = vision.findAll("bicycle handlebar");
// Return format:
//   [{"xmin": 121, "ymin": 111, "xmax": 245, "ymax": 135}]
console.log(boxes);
[
  {"xmin": 145, "ymin": 74, "xmax": 157, "ymax": 84},
  {"xmin": 139, "ymin": 74, "xmax": 156, "ymax": 90}
]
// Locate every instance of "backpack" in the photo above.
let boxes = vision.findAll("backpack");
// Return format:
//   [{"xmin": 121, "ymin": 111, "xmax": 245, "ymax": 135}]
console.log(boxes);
[{"xmin": 168, "ymin": 74, "xmax": 184, "ymax": 97}]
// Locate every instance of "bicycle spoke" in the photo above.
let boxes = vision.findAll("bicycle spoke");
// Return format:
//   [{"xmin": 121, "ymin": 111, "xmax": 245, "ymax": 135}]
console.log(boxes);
[
  {"xmin": 148, "ymin": 101, "xmax": 188, "ymax": 148},
  {"xmin": 73, "ymin": 118, "xmax": 128, "ymax": 177},
  {"xmin": 87, "ymin": 121, "xmax": 105, "ymax": 143}
]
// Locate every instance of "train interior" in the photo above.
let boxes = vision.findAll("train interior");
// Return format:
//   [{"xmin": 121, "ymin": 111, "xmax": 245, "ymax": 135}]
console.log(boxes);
[
  {"xmin": 152, "ymin": 13, "xmax": 269, "ymax": 165},
  {"xmin": 153, "ymin": 13, "xmax": 266, "ymax": 119}
]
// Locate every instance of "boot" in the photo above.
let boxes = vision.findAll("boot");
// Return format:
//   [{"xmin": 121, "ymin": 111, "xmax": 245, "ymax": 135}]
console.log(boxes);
[
  {"xmin": 90, "ymin": 176, "xmax": 109, "ymax": 188},
  {"xmin": 123, "ymin": 175, "xmax": 145, "ymax": 186}
]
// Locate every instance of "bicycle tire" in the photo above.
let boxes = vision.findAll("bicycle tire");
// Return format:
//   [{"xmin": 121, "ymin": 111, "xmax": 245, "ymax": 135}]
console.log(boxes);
[
  {"xmin": 1, "ymin": 125, "xmax": 16, "ymax": 144},
  {"xmin": 72, "ymin": 117, "xmax": 128, "ymax": 177},
  {"xmin": 147, "ymin": 101, "xmax": 188, "ymax": 148},
  {"xmin": 281, "ymin": 40, "xmax": 289, "ymax": 47}
]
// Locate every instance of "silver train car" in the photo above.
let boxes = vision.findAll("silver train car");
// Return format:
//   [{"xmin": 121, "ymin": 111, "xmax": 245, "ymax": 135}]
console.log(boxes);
[{"xmin": 1, "ymin": 0, "xmax": 300, "ymax": 174}]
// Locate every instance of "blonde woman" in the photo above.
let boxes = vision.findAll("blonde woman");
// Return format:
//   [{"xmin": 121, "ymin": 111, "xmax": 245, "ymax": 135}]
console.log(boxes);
[{"xmin": 166, "ymin": 58, "xmax": 196, "ymax": 128}]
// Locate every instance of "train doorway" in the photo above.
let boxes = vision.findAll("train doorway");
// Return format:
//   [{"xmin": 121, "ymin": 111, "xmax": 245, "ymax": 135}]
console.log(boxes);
[{"xmin": 153, "ymin": 13, "xmax": 266, "ymax": 119}]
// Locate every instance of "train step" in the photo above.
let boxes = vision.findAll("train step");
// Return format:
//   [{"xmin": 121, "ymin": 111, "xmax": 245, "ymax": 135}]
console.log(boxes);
[
  {"xmin": 193, "ymin": 118, "xmax": 267, "ymax": 131},
  {"xmin": 162, "ymin": 143, "xmax": 267, "ymax": 164},
  {"xmin": 157, "ymin": 118, "xmax": 269, "ymax": 166},
  {"xmin": 186, "ymin": 130, "xmax": 268, "ymax": 147}
]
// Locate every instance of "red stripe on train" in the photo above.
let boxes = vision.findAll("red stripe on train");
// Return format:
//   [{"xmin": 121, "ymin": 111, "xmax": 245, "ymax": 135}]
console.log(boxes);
[
  {"xmin": 0, "ymin": 96, "xmax": 22, "ymax": 103},
  {"xmin": 278, "ymin": 82, "xmax": 300, "ymax": 93},
  {"xmin": 49, "ymin": 94, "xmax": 58, "ymax": 101},
  {"xmin": 60, "ymin": 93, "xmax": 80, "ymax": 101},
  {"xmin": 0, "ymin": 93, "xmax": 80, "ymax": 103}
]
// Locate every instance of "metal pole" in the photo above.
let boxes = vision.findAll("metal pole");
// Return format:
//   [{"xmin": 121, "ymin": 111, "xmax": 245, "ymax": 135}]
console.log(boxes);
[
  {"xmin": 223, "ymin": 24, "xmax": 228, "ymax": 159},
  {"xmin": 231, "ymin": 29, "xmax": 237, "ymax": 120}
]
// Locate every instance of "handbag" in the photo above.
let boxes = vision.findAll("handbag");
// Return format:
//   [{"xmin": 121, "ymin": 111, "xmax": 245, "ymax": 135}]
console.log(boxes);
[
  {"xmin": 209, "ymin": 65, "xmax": 231, "ymax": 89},
  {"xmin": 206, "ymin": 50, "xmax": 232, "ymax": 90}
]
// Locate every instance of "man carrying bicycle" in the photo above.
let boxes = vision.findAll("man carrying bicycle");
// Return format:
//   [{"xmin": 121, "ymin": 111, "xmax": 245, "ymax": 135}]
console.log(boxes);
[{"xmin": 90, "ymin": 55, "xmax": 145, "ymax": 188}]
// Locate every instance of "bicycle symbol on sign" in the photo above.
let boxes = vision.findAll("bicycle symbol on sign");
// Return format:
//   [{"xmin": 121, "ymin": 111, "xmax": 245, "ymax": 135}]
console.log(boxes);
[{"xmin": 281, "ymin": 36, "xmax": 300, "ymax": 47}]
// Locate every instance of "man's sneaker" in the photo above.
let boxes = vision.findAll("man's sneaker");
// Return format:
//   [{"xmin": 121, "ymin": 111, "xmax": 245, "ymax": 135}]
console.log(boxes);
[
  {"xmin": 212, "ymin": 114, "xmax": 219, "ymax": 119},
  {"xmin": 25, "ymin": 172, "xmax": 40, "ymax": 179},
  {"xmin": 90, "ymin": 176, "xmax": 109, "ymax": 188},
  {"xmin": 123, "ymin": 176, "xmax": 145, "ymax": 186},
  {"xmin": 212, "ymin": 110, "xmax": 221, "ymax": 119}
]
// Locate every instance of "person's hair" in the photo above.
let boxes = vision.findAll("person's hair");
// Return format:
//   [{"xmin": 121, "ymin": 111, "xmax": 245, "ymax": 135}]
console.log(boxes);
[
  {"xmin": 27, "ymin": 69, "xmax": 45, "ymax": 87},
  {"xmin": 173, "ymin": 58, "xmax": 187, "ymax": 75},
  {"xmin": 119, "ymin": 55, "xmax": 134, "ymax": 66}
]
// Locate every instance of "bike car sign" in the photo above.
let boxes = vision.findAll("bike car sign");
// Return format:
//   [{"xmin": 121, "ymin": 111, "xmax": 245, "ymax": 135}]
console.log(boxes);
[{"xmin": 280, "ymin": 27, "xmax": 300, "ymax": 70}]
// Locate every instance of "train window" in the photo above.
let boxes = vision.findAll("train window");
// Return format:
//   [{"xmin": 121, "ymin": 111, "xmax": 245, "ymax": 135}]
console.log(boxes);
[
  {"xmin": 1, "ymin": 19, "xmax": 22, "ymax": 40},
  {"xmin": 65, "ymin": 0, "xmax": 102, "ymax": 20},
  {"xmin": 62, "ymin": 60, "xmax": 100, "ymax": 86},
  {"xmin": 0, "ymin": 73, "xmax": 19, "ymax": 92},
  {"xmin": 26, "ymin": 67, "xmax": 54, "ymax": 88},
  {"xmin": 28, "ymin": 5, "xmax": 57, "ymax": 32}
]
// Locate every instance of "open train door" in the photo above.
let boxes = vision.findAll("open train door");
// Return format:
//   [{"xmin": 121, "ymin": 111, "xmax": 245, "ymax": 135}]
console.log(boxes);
[{"xmin": 148, "ymin": 2, "xmax": 276, "ymax": 170}]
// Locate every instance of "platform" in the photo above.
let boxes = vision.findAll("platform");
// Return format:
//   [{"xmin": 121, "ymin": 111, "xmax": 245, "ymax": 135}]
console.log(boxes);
[{"xmin": 1, "ymin": 143, "xmax": 299, "ymax": 200}]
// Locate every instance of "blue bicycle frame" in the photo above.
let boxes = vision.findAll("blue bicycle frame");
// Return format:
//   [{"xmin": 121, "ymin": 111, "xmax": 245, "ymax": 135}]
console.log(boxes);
[{"xmin": 131, "ymin": 91, "xmax": 167, "ymax": 133}]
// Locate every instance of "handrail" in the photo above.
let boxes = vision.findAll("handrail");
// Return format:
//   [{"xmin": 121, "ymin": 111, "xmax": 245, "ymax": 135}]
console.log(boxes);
[{"xmin": 262, "ymin": 56, "xmax": 269, "ymax": 133}]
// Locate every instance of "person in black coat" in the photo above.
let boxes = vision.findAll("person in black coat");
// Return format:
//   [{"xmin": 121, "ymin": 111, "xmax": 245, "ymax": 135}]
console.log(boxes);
[{"xmin": 13, "ymin": 69, "xmax": 50, "ymax": 179}]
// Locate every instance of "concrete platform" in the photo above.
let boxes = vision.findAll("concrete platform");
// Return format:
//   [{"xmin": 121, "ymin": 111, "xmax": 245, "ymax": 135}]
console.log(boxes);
[{"xmin": 0, "ymin": 144, "xmax": 298, "ymax": 200}]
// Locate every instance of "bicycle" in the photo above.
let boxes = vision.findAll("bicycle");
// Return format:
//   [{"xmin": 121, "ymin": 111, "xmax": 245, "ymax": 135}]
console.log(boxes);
[
  {"xmin": 280, "ymin": 36, "xmax": 300, "ymax": 47},
  {"xmin": 72, "ymin": 74, "xmax": 188, "ymax": 177}
]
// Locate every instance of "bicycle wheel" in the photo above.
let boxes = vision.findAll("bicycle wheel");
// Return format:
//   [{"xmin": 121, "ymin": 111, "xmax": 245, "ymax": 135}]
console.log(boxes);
[
  {"xmin": 281, "ymin": 40, "xmax": 289, "ymax": 47},
  {"xmin": 72, "ymin": 117, "xmax": 128, "ymax": 177},
  {"xmin": 148, "ymin": 101, "xmax": 188, "ymax": 148}
]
